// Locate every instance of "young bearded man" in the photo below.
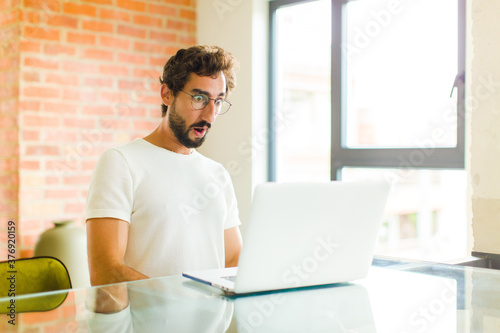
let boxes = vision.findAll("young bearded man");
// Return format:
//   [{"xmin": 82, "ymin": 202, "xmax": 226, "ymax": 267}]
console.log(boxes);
[{"xmin": 86, "ymin": 46, "xmax": 243, "ymax": 286}]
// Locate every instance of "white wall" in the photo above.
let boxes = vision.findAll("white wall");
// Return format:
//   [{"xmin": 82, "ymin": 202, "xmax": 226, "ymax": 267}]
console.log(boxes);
[
  {"xmin": 469, "ymin": 0, "xmax": 500, "ymax": 254},
  {"xmin": 197, "ymin": 0, "xmax": 268, "ymax": 228}
]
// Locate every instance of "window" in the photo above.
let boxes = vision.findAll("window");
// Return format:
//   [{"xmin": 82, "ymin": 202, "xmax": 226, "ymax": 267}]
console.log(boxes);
[{"xmin": 269, "ymin": 0, "xmax": 466, "ymax": 261}]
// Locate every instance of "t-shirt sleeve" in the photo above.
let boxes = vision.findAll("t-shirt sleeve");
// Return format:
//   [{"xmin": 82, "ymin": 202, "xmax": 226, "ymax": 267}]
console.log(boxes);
[
  {"xmin": 221, "ymin": 168, "xmax": 241, "ymax": 230},
  {"xmin": 86, "ymin": 149, "xmax": 133, "ymax": 223}
]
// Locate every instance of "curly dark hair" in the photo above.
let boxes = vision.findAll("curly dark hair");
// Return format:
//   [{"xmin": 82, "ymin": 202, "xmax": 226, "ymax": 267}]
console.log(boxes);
[{"xmin": 159, "ymin": 45, "xmax": 238, "ymax": 117}]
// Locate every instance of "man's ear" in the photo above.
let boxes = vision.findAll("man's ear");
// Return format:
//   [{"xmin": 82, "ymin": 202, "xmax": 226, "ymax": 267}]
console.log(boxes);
[{"xmin": 160, "ymin": 83, "xmax": 174, "ymax": 106}]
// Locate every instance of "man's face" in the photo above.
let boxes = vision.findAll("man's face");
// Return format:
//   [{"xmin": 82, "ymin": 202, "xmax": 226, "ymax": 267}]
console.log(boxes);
[{"xmin": 167, "ymin": 73, "xmax": 226, "ymax": 149}]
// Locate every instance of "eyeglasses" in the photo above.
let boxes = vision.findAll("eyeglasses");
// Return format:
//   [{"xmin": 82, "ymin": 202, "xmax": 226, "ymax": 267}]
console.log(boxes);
[{"xmin": 180, "ymin": 91, "xmax": 232, "ymax": 115}]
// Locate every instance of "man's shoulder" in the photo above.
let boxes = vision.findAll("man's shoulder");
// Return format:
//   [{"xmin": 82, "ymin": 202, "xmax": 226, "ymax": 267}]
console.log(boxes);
[{"xmin": 194, "ymin": 151, "xmax": 226, "ymax": 169}]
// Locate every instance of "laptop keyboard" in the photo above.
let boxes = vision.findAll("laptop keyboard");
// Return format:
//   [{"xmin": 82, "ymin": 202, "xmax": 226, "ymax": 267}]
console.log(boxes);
[{"xmin": 222, "ymin": 275, "xmax": 236, "ymax": 282}]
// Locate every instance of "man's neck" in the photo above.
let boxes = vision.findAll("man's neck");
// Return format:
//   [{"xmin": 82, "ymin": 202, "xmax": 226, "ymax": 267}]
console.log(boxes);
[{"xmin": 143, "ymin": 123, "xmax": 193, "ymax": 155}]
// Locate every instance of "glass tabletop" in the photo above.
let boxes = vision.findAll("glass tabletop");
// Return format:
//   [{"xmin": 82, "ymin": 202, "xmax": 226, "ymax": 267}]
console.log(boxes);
[{"xmin": 1, "ymin": 257, "xmax": 500, "ymax": 332}]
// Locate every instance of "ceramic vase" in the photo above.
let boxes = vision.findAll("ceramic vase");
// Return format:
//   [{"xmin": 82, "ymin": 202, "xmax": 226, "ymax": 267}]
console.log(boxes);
[{"xmin": 34, "ymin": 220, "xmax": 91, "ymax": 288}]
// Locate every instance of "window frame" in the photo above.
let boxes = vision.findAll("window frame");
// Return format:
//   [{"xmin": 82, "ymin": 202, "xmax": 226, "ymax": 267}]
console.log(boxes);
[{"xmin": 268, "ymin": 0, "xmax": 466, "ymax": 181}]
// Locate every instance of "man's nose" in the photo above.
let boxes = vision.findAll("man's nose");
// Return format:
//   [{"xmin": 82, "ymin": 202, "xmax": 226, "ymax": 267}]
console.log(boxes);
[{"xmin": 201, "ymin": 100, "xmax": 218, "ymax": 123}]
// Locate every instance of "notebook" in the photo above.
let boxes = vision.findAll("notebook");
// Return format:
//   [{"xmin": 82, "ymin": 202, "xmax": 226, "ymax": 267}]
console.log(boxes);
[{"xmin": 182, "ymin": 180, "xmax": 390, "ymax": 295}]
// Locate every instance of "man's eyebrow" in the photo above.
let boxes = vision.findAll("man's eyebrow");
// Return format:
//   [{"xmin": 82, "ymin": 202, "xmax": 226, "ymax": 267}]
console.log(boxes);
[{"xmin": 190, "ymin": 88, "xmax": 226, "ymax": 98}]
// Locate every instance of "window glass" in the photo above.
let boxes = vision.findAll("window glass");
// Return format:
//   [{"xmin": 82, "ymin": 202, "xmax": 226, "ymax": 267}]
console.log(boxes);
[
  {"xmin": 345, "ymin": 0, "xmax": 458, "ymax": 148},
  {"xmin": 274, "ymin": 0, "xmax": 332, "ymax": 182},
  {"xmin": 342, "ymin": 167, "xmax": 467, "ymax": 261}
]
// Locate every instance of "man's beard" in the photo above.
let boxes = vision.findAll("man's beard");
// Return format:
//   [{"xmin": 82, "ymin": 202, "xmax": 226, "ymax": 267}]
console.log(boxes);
[{"xmin": 168, "ymin": 103, "xmax": 211, "ymax": 149}]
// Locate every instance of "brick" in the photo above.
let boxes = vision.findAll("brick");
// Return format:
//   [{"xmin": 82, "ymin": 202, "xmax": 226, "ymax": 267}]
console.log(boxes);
[
  {"xmin": 98, "ymin": 8, "xmax": 130, "ymax": 22},
  {"xmin": 63, "ymin": 118, "xmax": 96, "ymax": 128},
  {"xmin": 82, "ymin": 105, "xmax": 114, "ymax": 116},
  {"xmin": 117, "ymin": 52, "xmax": 146, "ymax": 65},
  {"xmin": 43, "ymin": 130, "xmax": 78, "ymax": 142},
  {"xmin": 22, "ymin": 114, "xmax": 60, "ymax": 127},
  {"xmin": 83, "ymin": 77, "xmax": 113, "ymax": 88},
  {"xmin": 99, "ymin": 91, "xmax": 130, "ymax": 103},
  {"xmin": 133, "ymin": 68, "xmax": 158, "ymax": 79},
  {"xmin": 99, "ymin": 118, "xmax": 130, "ymax": 130},
  {"xmin": 22, "ymin": 130, "xmax": 40, "ymax": 141},
  {"xmin": 118, "ymin": 79, "xmax": 148, "ymax": 91},
  {"xmin": 149, "ymin": 56, "xmax": 167, "ymax": 67},
  {"xmin": 20, "ymin": 10, "xmax": 41, "ymax": 24},
  {"xmin": 46, "ymin": 14, "xmax": 79, "ymax": 28},
  {"xmin": 45, "ymin": 73, "xmax": 79, "ymax": 86},
  {"xmin": 23, "ymin": 25, "xmax": 60, "ymax": 41},
  {"xmin": 0, "ymin": 129, "xmax": 18, "ymax": 142},
  {"xmin": 150, "ymin": 30, "xmax": 176, "ymax": 43},
  {"xmin": 0, "ymin": 9, "xmax": 18, "ymax": 25},
  {"xmin": 62, "ymin": 60, "xmax": 98, "ymax": 74},
  {"xmin": 25, "ymin": 145, "xmax": 60, "ymax": 155},
  {"xmin": 24, "ymin": 56, "xmax": 59, "ymax": 69},
  {"xmin": 64, "ymin": 175, "xmax": 91, "ymax": 185},
  {"xmin": 82, "ymin": 160, "xmax": 98, "ymax": 171},
  {"xmin": 179, "ymin": 35, "xmax": 196, "ymax": 45},
  {"xmin": 63, "ymin": 3, "xmax": 97, "ymax": 17},
  {"xmin": 83, "ymin": 0, "xmax": 113, "ymax": 4},
  {"xmin": 167, "ymin": 19, "xmax": 195, "ymax": 32},
  {"xmin": 0, "ymin": 100, "xmax": 18, "ymax": 113},
  {"xmin": 0, "ymin": 188, "xmax": 18, "ymax": 201},
  {"xmin": 62, "ymin": 89, "xmax": 97, "ymax": 102},
  {"xmin": 133, "ymin": 41, "xmax": 164, "ymax": 54},
  {"xmin": 82, "ymin": 48, "xmax": 114, "ymax": 61},
  {"xmin": 46, "ymin": 189, "xmax": 78, "ymax": 199},
  {"xmin": 22, "ymin": 86, "xmax": 60, "ymax": 99},
  {"xmin": 117, "ymin": 24, "xmax": 146, "ymax": 38},
  {"xmin": 98, "ymin": 64, "xmax": 129, "ymax": 76},
  {"xmin": 166, "ymin": 0, "xmax": 191, "ymax": 5},
  {"xmin": 99, "ymin": 35, "xmax": 130, "ymax": 50},
  {"xmin": 116, "ymin": 106, "xmax": 146, "ymax": 117},
  {"xmin": 67, "ymin": 32, "xmax": 96, "ymax": 45},
  {"xmin": 19, "ymin": 40, "xmax": 41, "ymax": 52},
  {"xmin": 61, "ymin": 303, "xmax": 77, "ymax": 318},
  {"xmin": 133, "ymin": 120, "xmax": 157, "ymax": 131},
  {"xmin": 0, "ymin": 57, "xmax": 18, "ymax": 70},
  {"xmin": 24, "ymin": 0, "xmax": 60, "ymax": 12},
  {"xmin": 22, "ymin": 71, "xmax": 40, "ymax": 82},
  {"xmin": 0, "ymin": 86, "xmax": 18, "ymax": 99},
  {"xmin": 148, "ymin": 4, "xmax": 176, "ymax": 16},
  {"xmin": 22, "ymin": 308, "xmax": 60, "ymax": 324},
  {"xmin": 42, "ymin": 101, "xmax": 77, "ymax": 113},
  {"xmin": 133, "ymin": 14, "xmax": 162, "ymax": 27},
  {"xmin": 82, "ymin": 20, "xmax": 114, "ymax": 33},
  {"xmin": 117, "ymin": 0, "xmax": 146, "ymax": 12},
  {"xmin": 180, "ymin": 9, "xmax": 196, "ymax": 21},
  {"xmin": 21, "ymin": 160, "xmax": 41, "ymax": 170},
  {"xmin": 64, "ymin": 202, "xmax": 85, "ymax": 214},
  {"xmin": 17, "ymin": 249, "xmax": 31, "ymax": 259},
  {"xmin": 0, "ymin": 143, "xmax": 17, "ymax": 157},
  {"xmin": 19, "ymin": 100, "xmax": 41, "ymax": 111},
  {"xmin": 43, "ymin": 44, "xmax": 76, "ymax": 55},
  {"xmin": 135, "ymin": 94, "xmax": 160, "ymax": 105}
]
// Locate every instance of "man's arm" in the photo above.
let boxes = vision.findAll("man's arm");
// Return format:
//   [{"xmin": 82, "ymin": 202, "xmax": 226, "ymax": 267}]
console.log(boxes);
[
  {"xmin": 87, "ymin": 218, "xmax": 148, "ymax": 286},
  {"xmin": 224, "ymin": 226, "xmax": 243, "ymax": 267}
]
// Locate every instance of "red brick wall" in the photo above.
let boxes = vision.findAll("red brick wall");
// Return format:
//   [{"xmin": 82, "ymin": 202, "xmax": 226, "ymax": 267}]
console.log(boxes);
[
  {"xmin": 0, "ymin": 1, "xmax": 20, "ymax": 261},
  {"xmin": 0, "ymin": 0, "xmax": 196, "ymax": 259}
]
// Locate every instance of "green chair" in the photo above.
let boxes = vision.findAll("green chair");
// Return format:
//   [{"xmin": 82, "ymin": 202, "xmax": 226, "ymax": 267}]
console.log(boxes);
[{"xmin": 0, "ymin": 257, "xmax": 72, "ymax": 313}]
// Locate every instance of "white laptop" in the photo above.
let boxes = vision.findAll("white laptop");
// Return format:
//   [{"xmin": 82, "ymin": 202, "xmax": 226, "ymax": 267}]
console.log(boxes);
[{"xmin": 182, "ymin": 180, "xmax": 390, "ymax": 295}]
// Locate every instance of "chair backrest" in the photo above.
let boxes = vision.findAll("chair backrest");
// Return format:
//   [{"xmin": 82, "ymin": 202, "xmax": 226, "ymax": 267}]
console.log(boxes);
[{"xmin": 0, "ymin": 257, "xmax": 72, "ymax": 313}]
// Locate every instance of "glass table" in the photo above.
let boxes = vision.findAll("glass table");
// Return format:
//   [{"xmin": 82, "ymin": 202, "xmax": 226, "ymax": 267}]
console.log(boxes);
[{"xmin": 1, "ymin": 256, "xmax": 500, "ymax": 332}]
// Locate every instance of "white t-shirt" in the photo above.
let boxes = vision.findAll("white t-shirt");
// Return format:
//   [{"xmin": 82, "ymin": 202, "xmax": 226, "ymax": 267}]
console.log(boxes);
[{"xmin": 86, "ymin": 138, "xmax": 241, "ymax": 277}]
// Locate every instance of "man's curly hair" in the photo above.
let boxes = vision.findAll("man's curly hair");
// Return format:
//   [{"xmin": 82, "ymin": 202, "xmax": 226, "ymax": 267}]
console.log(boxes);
[{"xmin": 159, "ymin": 45, "xmax": 238, "ymax": 117}]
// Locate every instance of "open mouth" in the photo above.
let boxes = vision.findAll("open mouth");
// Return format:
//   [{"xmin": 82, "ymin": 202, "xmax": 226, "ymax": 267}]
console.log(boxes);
[{"xmin": 192, "ymin": 127, "xmax": 207, "ymax": 137}]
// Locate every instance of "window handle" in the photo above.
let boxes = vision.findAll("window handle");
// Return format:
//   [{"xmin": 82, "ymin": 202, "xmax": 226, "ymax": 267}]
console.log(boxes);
[{"xmin": 450, "ymin": 71, "xmax": 465, "ymax": 97}]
